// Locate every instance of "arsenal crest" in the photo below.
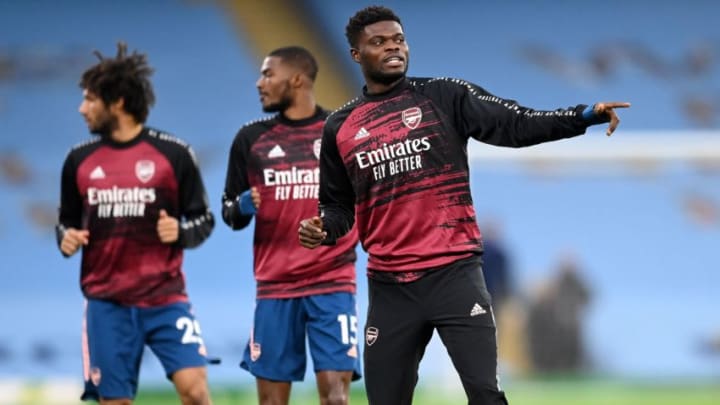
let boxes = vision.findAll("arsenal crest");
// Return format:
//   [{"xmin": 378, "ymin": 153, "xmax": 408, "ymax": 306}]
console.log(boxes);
[
  {"xmin": 135, "ymin": 160, "xmax": 155, "ymax": 183},
  {"xmin": 250, "ymin": 342, "xmax": 262, "ymax": 361},
  {"xmin": 90, "ymin": 367, "xmax": 102, "ymax": 386},
  {"xmin": 401, "ymin": 107, "xmax": 422, "ymax": 129},
  {"xmin": 313, "ymin": 138, "xmax": 322, "ymax": 160},
  {"xmin": 366, "ymin": 326, "xmax": 379, "ymax": 346}
]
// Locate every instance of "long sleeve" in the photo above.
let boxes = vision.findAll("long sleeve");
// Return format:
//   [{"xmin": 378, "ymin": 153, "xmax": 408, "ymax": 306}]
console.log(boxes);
[
  {"xmin": 430, "ymin": 78, "xmax": 604, "ymax": 147},
  {"xmin": 176, "ymin": 145, "xmax": 214, "ymax": 249},
  {"xmin": 56, "ymin": 152, "xmax": 82, "ymax": 256},
  {"xmin": 318, "ymin": 119, "xmax": 356, "ymax": 243},
  {"xmin": 221, "ymin": 129, "xmax": 254, "ymax": 230}
]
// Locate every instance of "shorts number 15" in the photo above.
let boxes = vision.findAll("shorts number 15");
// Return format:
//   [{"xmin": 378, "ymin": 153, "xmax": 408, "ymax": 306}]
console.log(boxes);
[{"xmin": 337, "ymin": 314, "xmax": 358, "ymax": 345}]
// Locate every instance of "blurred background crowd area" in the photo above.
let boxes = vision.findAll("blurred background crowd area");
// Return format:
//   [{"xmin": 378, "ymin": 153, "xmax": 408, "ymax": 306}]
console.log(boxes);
[{"xmin": 1, "ymin": 0, "xmax": 719, "ymax": 403}]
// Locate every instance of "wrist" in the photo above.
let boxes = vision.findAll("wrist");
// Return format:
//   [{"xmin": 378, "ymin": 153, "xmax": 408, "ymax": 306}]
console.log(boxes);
[{"xmin": 238, "ymin": 190, "xmax": 256, "ymax": 215}]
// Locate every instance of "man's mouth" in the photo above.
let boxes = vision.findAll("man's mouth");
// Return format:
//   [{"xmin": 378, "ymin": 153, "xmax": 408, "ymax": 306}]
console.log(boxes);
[{"xmin": 383, "ymin": 55, "xmax": 404, "ymax": 67}]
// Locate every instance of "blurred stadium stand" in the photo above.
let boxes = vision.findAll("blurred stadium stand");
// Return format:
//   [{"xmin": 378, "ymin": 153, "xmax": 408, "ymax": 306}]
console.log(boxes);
[{"xmin": 1, "ymin": 0, "xmax": 719, "ymax": 398}]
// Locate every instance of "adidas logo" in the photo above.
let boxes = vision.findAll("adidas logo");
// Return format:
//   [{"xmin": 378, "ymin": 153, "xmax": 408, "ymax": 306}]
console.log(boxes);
[
  {"xmin": 354, "ymin": 127, "xmax": 370, "ymax": 140},
  {"xmin": 470, "ymin": 303, "xmax": 486, "ymax": 317},
  {"xmin": 89, "ymin": 166, "xmax": 105, "ymax": 179},
  {"xmin": 268, "ymin": 144, "xmax": 286, "ymax": 158}
]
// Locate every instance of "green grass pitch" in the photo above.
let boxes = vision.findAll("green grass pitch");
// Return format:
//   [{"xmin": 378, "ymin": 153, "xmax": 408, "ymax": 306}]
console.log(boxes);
[{"xmin": 128, "ymin": 379, "xmax": 719, "ymax": 405}]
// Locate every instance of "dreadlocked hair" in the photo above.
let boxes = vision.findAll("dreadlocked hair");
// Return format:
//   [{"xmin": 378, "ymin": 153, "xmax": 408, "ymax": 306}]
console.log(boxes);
[
  {"xmin": 345, "ymin": 6, "xmax": 402, "ymax": 48},
  {"xmin": 79, "ymin": 42, "xmax": 155, "ymax": 123}
]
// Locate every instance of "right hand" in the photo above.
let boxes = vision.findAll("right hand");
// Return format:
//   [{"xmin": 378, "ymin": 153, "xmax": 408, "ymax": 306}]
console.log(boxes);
[
  {"xmin": 593, "ymin": 101, "xmax": 631, "ymax": 136},
  {"xmin": 298, "ymin": 216, "xmax": 326, "ymax": 249},
  {"xmin": 239, "ymin": 187, "xmax": 261, "ymax": 215},
  {"xmin": 60, "ymin": 228, "xmax": 89, "ymax": 256}
]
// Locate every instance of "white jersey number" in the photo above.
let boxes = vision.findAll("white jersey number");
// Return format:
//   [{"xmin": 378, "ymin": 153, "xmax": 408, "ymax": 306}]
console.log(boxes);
[
  {"xmin": 176, "ymin": 316, "xmax": 205, "ymax": 345},
  {"xmin": 337, "ymin": 314, "xmax": 358, "ymax": 345}
]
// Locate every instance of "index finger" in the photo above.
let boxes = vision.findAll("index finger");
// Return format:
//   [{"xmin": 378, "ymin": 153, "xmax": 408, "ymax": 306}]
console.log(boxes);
[{"xmin": 602, "ymin": 102, "xmax": 631, "ymax": 109}]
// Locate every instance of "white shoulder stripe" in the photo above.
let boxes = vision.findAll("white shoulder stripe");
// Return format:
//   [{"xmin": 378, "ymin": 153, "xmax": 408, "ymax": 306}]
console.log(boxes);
[
  {"xmin": 146, "ymin": 128, "xmax": 191, "ymax": 148},
  {"xmin": 417, "ymin": 77, "xmax": 576, "ymax": 117},
  {"xmin": 328, "ymin": 97, "xmax": 362, "ymax": 120},
  {"xmin": 69, "ymin": 137, "xmax": 101, "ymax": 152},
  {"xmin": 239, "ymin": 115, "xmax": 275, "ymax": 130}
]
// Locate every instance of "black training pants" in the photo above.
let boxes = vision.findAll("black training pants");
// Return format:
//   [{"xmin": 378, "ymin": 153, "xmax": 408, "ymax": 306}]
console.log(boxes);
[{"xmin": 363, "ymin": 255, "xmax": 509, "ymax": 405}]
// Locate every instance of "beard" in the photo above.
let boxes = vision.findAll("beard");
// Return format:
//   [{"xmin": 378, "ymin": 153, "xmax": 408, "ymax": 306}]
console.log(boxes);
[
  {"xmin": 262, "ymin": 96, "xmax": 292, "ymax": 113},
  {"xmin": 262, "ymin": 83, "xmax": 293, "ymax": 113},
  {"xmin": 365, "ymin": 63, "xmax": 408, "ymax": 86},
  {"xmin": 88, "ymin": 111, "xmax": 119, "ymax": 138}
]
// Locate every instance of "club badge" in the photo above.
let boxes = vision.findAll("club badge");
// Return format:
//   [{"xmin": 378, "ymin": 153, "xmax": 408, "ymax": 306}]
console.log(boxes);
[
  {"xmin": 313, "ymin": 138, "xmax": 322, "ymax": 160},
  {"xmin": 401, "ymin": 107, "xmax": 422, "ymax": 129},
  {"xmin": 250, "ymin": 342, "xmax": 262, "ymax": 361},
  {"xmin": 135, "ymin": 160, "xmax": 155, "ymax": 183},
  {"xmin": 90, "ymin": 367, "xmax": 102, "ymax": 386},
  {"xmin": 366, "ymin": 326, "xmax": 379, "ymax": 346}
]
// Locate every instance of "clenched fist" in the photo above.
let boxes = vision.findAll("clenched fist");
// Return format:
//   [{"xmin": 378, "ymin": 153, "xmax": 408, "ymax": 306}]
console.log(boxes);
[
  {"xmin": 60, "ymin": 228, "xmax": 89, "ymax": 256},
  {"xmin": 157, "ymin": 209, "xmax": 179, "ymax": 243}
]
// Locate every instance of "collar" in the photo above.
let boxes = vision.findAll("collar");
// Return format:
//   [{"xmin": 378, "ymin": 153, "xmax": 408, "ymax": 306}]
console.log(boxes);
[
  {"xmin": 276, "ymin": 106, "xmax": 325, "ymax": 127},
  {"xmin": 101, "ymin": 127, "xmax": 147, "ymax": 149},
  {"xmin": 362, "ymin": 77, "xmax": 410, "ymax": 102}
]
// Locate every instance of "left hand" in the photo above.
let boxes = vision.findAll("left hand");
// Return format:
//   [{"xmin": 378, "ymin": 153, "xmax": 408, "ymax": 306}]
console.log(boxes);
[
  {"xmin": 157, "ymin": 209, "xmax": 179, "ymax": 243},
  {"xmin": 594, "ymin": 101, "xmax": 631, "ymax": 136},
  {"xmin": 298, "ymin": 216, "xmax": 326, "ymax": 249}
]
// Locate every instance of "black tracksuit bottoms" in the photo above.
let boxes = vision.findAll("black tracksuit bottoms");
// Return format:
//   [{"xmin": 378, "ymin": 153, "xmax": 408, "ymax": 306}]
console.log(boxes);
[{"xmin": 363, "ymin": 254, "xmax": 509, "ymax": 405}]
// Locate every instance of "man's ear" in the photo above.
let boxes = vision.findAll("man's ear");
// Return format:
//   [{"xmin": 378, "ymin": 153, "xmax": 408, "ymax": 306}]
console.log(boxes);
[
  {"xmin": 350, "ymin": 48, "xmax": 360, "ymax": 64},
  {"xmin": 109, "ymin": 98, "xmax": 124, "ymax": 114},
  {"xmin": 290, "ymin": 72, "xmax": 304, "ymax": 88}
]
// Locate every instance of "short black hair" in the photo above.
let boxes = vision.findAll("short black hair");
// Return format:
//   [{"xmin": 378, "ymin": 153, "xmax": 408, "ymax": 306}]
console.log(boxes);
[
  {"xmin": 268, "ymin": 46, "xmax": 319, "ymax": 82},
  {"xmin": 79, "ymin": 42, "xmax": 155, "ymax": 123},
  {"xmin": 345, "ymin": 5, "xmax": 402, "ymax": 48}
]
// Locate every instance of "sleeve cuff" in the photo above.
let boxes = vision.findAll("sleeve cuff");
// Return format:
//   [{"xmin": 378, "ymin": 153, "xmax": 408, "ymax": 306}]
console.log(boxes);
[
  {"xmin": 582, "ymin": 104, "xmax": 596, "ymax": 120},
  {"xmin": 238, "ymin": 189, "xmax": 256, "ymax": 216}
]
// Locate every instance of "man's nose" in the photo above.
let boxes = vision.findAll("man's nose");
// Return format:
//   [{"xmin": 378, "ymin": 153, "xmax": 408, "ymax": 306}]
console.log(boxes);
[{"xmin": 385, "ymin": 42, "xmax": 400, "ymax": 52}]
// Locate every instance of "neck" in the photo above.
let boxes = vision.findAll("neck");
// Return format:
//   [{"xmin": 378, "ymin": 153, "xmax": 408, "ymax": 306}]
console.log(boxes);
[
  {"xmin": 283, "ymin": 92, "xmax": 317, "ymax": 120},
  {"xmin": 111, "ymin": 117, "xmax": 143, "ymax": 143},
  {"xmin": 365, "ymin": 76, "xmax": 405, "ymax": 95}
]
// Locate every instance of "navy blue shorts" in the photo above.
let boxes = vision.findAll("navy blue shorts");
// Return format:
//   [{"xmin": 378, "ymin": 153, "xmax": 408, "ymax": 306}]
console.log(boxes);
[
  {"xmin": 241, "ymin": 292, "xmax": 362, "ymax": 382},
  {"xmin": 81, "ymin": 298, "xmax": 208, "ymax": 401}
]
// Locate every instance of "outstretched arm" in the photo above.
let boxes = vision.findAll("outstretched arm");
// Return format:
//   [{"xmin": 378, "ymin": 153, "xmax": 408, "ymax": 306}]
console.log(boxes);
[{"xmin": 432, "ymin": 79, "xmax": 631, "ymax": 146}]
